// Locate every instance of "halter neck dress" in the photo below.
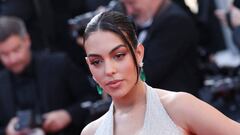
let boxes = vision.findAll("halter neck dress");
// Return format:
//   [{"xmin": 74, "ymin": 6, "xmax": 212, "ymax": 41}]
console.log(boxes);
[{"xmin": 94, "ymin": 84, "xmax": 183, "ymax": 135}]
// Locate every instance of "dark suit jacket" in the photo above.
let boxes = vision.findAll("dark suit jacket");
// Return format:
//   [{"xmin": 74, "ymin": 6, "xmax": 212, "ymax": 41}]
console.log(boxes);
[
  {"xmin": 143, "ymin": 2, "xmax": 202, "ymax": 94},
  {"xmin": 234, "ymin": 0, "xmax": 240, "ymax": 8},
  {"xmin": 0, "ymin": 51, "xmax": 99, "ymax": 135}
]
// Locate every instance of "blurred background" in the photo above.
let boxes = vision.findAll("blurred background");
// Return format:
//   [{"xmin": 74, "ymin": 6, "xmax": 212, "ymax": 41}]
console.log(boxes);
[{"xmin": 0, "ymin": 0, "xmax": 240, "ymax": 126}]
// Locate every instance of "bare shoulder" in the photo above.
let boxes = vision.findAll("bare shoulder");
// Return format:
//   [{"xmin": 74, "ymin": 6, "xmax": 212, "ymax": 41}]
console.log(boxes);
[
  {"xmin": 81, "ymin": 114, "xmax": 106, "ymax": 135},
  {"xmin": 155, "ymin": 88, "xmax": 240, "ymax": 134},
  {"xmin": 155, "ymin": 88, "xmax": 195, "ymax": 112},
  {"xmin": 155, "ymin": 89, "xmax": 194, "ymax": 120}
]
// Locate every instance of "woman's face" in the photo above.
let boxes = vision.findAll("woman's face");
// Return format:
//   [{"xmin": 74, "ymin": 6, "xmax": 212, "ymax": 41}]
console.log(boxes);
[{"xmin": 84, "ymin": 30, "xmax": 143, "ymax": 98}]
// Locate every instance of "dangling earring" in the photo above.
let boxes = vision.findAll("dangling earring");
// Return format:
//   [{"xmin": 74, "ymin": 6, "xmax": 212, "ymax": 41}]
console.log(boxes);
[
  {"xmin": 92, "ymin": 76, "xmax": 103, "ymax": 95},
  {"xmin": 139, "ymin": 62, "xmax": 146, "ymax": 82},
  {"xmin": 96, "ymin": 84, "xmax": 103, "ymax": 95},
  {"xmin": 140, "ymin": 68, "xmax": 146, "ymax": 81}
]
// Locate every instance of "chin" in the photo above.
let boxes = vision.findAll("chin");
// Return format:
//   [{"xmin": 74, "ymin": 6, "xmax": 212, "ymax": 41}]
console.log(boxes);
[
  {"xmin": 11, "ymin": 67, "xmax": 24, "ymax": 74},
  {"xmin": 109, "ymin": 89, "xmax": 129, "ymax": 100},
  {"xmin": 106, "ymin": 89, "xmax": 122, "ymax": 97},
  {"xmin": 111, "ymin": 94, "xmax": 125, "ymax": 100}
]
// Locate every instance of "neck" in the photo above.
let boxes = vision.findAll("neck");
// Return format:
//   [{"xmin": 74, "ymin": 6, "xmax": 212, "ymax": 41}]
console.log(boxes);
[{"xmin": 112, "ymin": 81, "xmax": 146, "ymax": 114}]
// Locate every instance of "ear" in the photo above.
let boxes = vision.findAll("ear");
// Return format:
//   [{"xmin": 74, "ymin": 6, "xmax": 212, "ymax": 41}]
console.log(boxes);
[
  {"xmin": 135, "ymin": 43, "xmax": 144, "ymax": 64},
  {"xmin": 23, "ymin": 34, "xmax": 31, "ymax": 48}
]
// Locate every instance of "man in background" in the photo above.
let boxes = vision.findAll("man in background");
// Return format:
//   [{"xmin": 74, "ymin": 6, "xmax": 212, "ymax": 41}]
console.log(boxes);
[
  {"xmin": 121, "ymin": 0, "xmax": 202, "ymax": 95},
  {"xmin": 0, "ymin": 16, "xmax": 99, "ymax": 135}
]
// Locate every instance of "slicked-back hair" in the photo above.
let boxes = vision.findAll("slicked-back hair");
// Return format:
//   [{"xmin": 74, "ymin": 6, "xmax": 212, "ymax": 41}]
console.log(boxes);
[
  {"xmin": 0, "ymin": 16, "xmax": 27, "ymax": 42},
  {"xmin": 84, "ymin": 11, "xmax": 140, "ymax": 82}
]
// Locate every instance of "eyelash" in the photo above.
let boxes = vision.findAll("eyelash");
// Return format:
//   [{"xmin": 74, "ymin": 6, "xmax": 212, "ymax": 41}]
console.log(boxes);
[
  {"xmin": 89, "ymin": 52, "xmax": 126, "ymax": 66},
  {"xmin": 113, "ymin": 53, "xmax": 126, "ymax": 60},
  {"xmin": 90, "ymin": 59, "xmax": 103, "ymax": 66}
]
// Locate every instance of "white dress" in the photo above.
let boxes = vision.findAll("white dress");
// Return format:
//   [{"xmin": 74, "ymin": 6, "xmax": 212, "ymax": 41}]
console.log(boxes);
[{"xmin": 95, "ymin": 84, "xmax": 183, "ymax": 135}]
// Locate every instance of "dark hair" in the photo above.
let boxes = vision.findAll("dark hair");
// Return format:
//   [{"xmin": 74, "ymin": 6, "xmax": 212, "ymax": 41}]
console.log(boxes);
[
  {"xmin": 0, "ymin": 16, "xmax": 27, "ymax": 42},
  {"xmin": 83, "ymin": 11, "xmax": 140, "ymax": 81}
]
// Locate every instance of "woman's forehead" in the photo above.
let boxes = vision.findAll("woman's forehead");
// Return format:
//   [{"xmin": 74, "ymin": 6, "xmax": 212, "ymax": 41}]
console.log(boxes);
[{"xmin": 85, "ymin": 31, "xmax": 126, "ymax": 52}]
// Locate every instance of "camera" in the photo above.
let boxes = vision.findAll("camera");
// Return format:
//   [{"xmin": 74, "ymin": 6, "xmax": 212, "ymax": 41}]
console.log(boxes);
[
  {"xmin": 81, "ymin": 98, "xmax": 111, "ymax": 122},
  {"xmin": 68, "ymin": 0, "xmax": 126, "ymax": 39},
  {"xmin": 198, "ymin": 65, "xmax": 240, "ymax": 122},
  {"xmin": 14, "ymin": 110, "xmax": 44, "ymax": 131}
]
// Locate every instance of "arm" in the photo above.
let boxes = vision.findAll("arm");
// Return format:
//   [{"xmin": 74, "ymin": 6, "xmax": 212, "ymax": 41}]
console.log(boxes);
[
  {"xmin": 43, "ymin": 109, "xmax": 71, "ymax": 133},
  {"xmin": 173, "ymin": 93, "xmax": 240, "ymax": 135},
  {"xmin": 5, "ymin": 117, "xmax": 24, "ymax": 135},
  {"xmin": 4, "ymin": 117, "xmax": 31, "ymax": 135}
]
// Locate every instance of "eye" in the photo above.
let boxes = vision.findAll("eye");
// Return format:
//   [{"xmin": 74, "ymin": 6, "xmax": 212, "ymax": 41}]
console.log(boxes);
[
  {"xmin": 113, "ymin": 53, "xmax": 126, "ymax": 60},
  {"xmin": 90, "ymin": 59, "xmax": 103, "ymax": 66},
  {"xmin": 13, "ymin": 44, "xmax": 22, "ymax": 53}
]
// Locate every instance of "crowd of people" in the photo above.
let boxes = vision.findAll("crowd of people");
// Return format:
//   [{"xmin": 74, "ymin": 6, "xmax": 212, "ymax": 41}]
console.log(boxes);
[{"xmin": 0, "ymin": 0, "xmax": 240, "ymax": 135}]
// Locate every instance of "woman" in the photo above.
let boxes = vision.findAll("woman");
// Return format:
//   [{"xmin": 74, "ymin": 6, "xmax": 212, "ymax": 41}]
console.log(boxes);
[{"xmin": 81, "ymin": 11, "xmax": 240, "ymax": 135}]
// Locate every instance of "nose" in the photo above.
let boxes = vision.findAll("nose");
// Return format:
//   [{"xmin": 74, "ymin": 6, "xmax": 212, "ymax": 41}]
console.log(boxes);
[{"xmin": 104, "ymin": 59, "xmax": 117, "ymax": 76}]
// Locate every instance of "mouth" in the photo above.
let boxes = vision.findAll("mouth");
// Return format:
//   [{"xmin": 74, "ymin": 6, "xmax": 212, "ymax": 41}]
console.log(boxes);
[{"xmin": 105, "ymin": 79, "xmax": 123, "ymax": 89}]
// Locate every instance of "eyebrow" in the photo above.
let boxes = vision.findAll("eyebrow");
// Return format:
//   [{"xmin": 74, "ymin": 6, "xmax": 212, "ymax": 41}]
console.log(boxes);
[{"xmin": 87, "ymin": 44, "xmax": 127, "ymax": 58}]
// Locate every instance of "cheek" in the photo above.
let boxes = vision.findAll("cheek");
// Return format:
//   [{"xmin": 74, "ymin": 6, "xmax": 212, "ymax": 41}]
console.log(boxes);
[
  {"xmin": 20, "ymin": 49, "xmax": 30, "ymax": 62},
  {"xmin": 15, "ymin": 54, "xmax": 24, "ymax": 64},
  {"xmin": 89, "ymin": 66, "xmax": 102, "ymax": 82},
  {"xmin": 120, "ymin": 58, "xmax": 137, "ymax": 78}
]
